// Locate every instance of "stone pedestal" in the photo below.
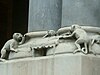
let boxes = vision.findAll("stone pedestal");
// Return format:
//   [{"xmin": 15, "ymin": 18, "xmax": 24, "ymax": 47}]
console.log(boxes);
[
  {"xmin": 28, "ymin": 0, "xmax": 62, "ymax": 32},
  {"xmin": 1, "ymin": 54, "xmax": 100, "ymax": 75},
  {"xmin": 61, "ymin": 0, "xmax": 100, "ymax": 27}
]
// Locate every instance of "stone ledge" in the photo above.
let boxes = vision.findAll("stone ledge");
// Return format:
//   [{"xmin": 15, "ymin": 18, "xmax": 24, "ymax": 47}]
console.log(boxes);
[{"xmin": 0, "ymin": 54, "xmax": 100, "ymax": 75}]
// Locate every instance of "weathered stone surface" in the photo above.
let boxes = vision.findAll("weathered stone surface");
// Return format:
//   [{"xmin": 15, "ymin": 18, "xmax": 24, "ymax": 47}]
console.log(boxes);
[
  {"xmin": 9, "ymin": 47, "xmax": 33, "ymax": 59},
  {"xmin": 0, "ymin": 54, "xmax": 100, "ymax": 75},
  {"xmin": 62, "ymin": 0, "xmax": 100, "ymax": 27},
  {"xmin": 2, "ymin": 26, "xmax": 100, "ymax": 59},
  {"xmin": 47, "ymin": 40, "xmax": 76, "ymax": 55},
  {"xmin": 28, "ymin": 0, "xmax": 62, "ymax": 32}
]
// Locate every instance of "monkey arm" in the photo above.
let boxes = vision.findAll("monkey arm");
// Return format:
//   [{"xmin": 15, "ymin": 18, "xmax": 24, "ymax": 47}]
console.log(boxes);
[
  {"xmin": 91, "ymin": 39, "xmax": 95, "ymax": 45},
  {"xmin": 10, "ymin": 43, "xmax": 15, "ymax": 50},
  {"xmin": 59, "ymin": 32, "xmax": 75, "ymax": 39},
  {"xmin": 10, "ymin": 41, "xmax": 18, "ymax": 52},
  {"xmin": 43, "ymin": 34, "xmax": 48, "ymax": 38},
  {"xmin": 64, "ymin": 31, "xmax": 75, "ymax": 38}
]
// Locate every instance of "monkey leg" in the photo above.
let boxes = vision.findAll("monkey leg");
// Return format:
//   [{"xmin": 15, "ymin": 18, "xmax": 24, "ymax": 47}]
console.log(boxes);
[
  {"xmin": 81, "ymin": 43, "xmax": 88, "ymax": 54},
  {"xmin": 73, "ymin": 40, "xmax": 81, "ymax": 53},
  {"xmin": 73, "ymin": 49, "xmax": 81, "ymax": 54}
]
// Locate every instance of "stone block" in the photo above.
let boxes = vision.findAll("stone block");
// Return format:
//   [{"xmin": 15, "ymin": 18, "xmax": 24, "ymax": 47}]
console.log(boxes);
[
  {"xmin": 0, "ymin": 54, "xmax": 100, "ymax": 75},
  {"xmin": 62, "ymin": 0, "xmax": 100, "ymax": 27}
]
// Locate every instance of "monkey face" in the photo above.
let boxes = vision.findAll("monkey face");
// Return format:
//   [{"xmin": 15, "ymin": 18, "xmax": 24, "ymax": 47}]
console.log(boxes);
[
  {"xmin": 48, "ymin": 30, "xmax": 56, "ymax": 36},
  {"xmin": 13, "ymin": 33, "xmax": 23, "ymax": 42},
  {"xmin": 71, "ymin": 24, "xmax": 81, "ymax": 31}
]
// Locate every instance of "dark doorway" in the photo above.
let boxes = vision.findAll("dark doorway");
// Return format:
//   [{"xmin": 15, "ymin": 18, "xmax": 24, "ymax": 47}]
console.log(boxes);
[
  {"xmin": 12, "ymin": 0, "xmax": 29, "ymax": 34},
  {"xmin": 0, "ymin": 0, "xmax": 29, "ymax": 55}
]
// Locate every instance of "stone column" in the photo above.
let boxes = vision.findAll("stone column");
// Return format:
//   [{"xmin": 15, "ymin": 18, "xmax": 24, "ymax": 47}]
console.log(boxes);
[
  {"xmin": 28, "ymin": 0, "xmax": 62, "ymax": 32},
  {"xmin": 61, "ymin": 0, "xmax": 100, "ymax": 27}
]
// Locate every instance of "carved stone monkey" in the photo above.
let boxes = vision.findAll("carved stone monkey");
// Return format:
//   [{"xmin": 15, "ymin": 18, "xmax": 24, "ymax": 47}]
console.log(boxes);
[
  {"xmin": 60, "ymin": 24, "xmax": 89, "ymax": 54},
  {"xmin": 1, "ymin": 33, "xmax": 23, "ymax": 59}
]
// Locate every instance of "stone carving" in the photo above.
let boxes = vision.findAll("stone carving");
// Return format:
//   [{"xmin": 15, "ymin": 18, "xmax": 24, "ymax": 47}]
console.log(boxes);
[
  {"xmin": 59, "ymin": 24, "xmax": 89, "ymax": 54},
  {"xmin": 1, "ymin": 33, "xmax": 24, "ymax": 60},
  {"xmin": 91, "ymin": 35, "xmax": 100, "ymax": 45},
  {"xmin": 1, "ymin": 24, "xmax": 100, "ymax": 60},
  {"xmin": 89, "ymin": 35, "xmax": 100, "ymax": 55},
  {"xmin": 43, "ymin": 30, "xmax": 56, "ymax": 38},
  {"xmin": 24, "ymin": 30, "xmax": 57, "ymax": 57}
]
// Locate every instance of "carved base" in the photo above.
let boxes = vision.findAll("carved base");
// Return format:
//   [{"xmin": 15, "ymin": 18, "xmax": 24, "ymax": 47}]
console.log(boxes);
[{"xmin": 0, "ymin": 53, "xmax": 100, "ymax": 75}]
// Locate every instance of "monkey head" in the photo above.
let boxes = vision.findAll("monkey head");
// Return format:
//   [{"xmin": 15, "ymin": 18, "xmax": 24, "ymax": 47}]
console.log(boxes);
[
  {"xmin": 47, "ymin": 30, "xmax": 56, "ymax": 36},
  {"xmin": 13, "ymin": 33, "xmax": 23, "ymax": 42},
  {"xmin": 71, "ymin": 24, "xmax": 81, "ymax": 31}
]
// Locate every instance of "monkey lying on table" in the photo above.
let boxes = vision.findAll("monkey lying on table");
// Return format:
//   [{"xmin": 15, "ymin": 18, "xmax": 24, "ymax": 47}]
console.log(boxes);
[
  {"xmin": 1, "ymin": 33, "xmax": 23, "ymax": 60},
  {"xmin": 59, "ymin": 24, "xmax": 89, "ymax": 54}
]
